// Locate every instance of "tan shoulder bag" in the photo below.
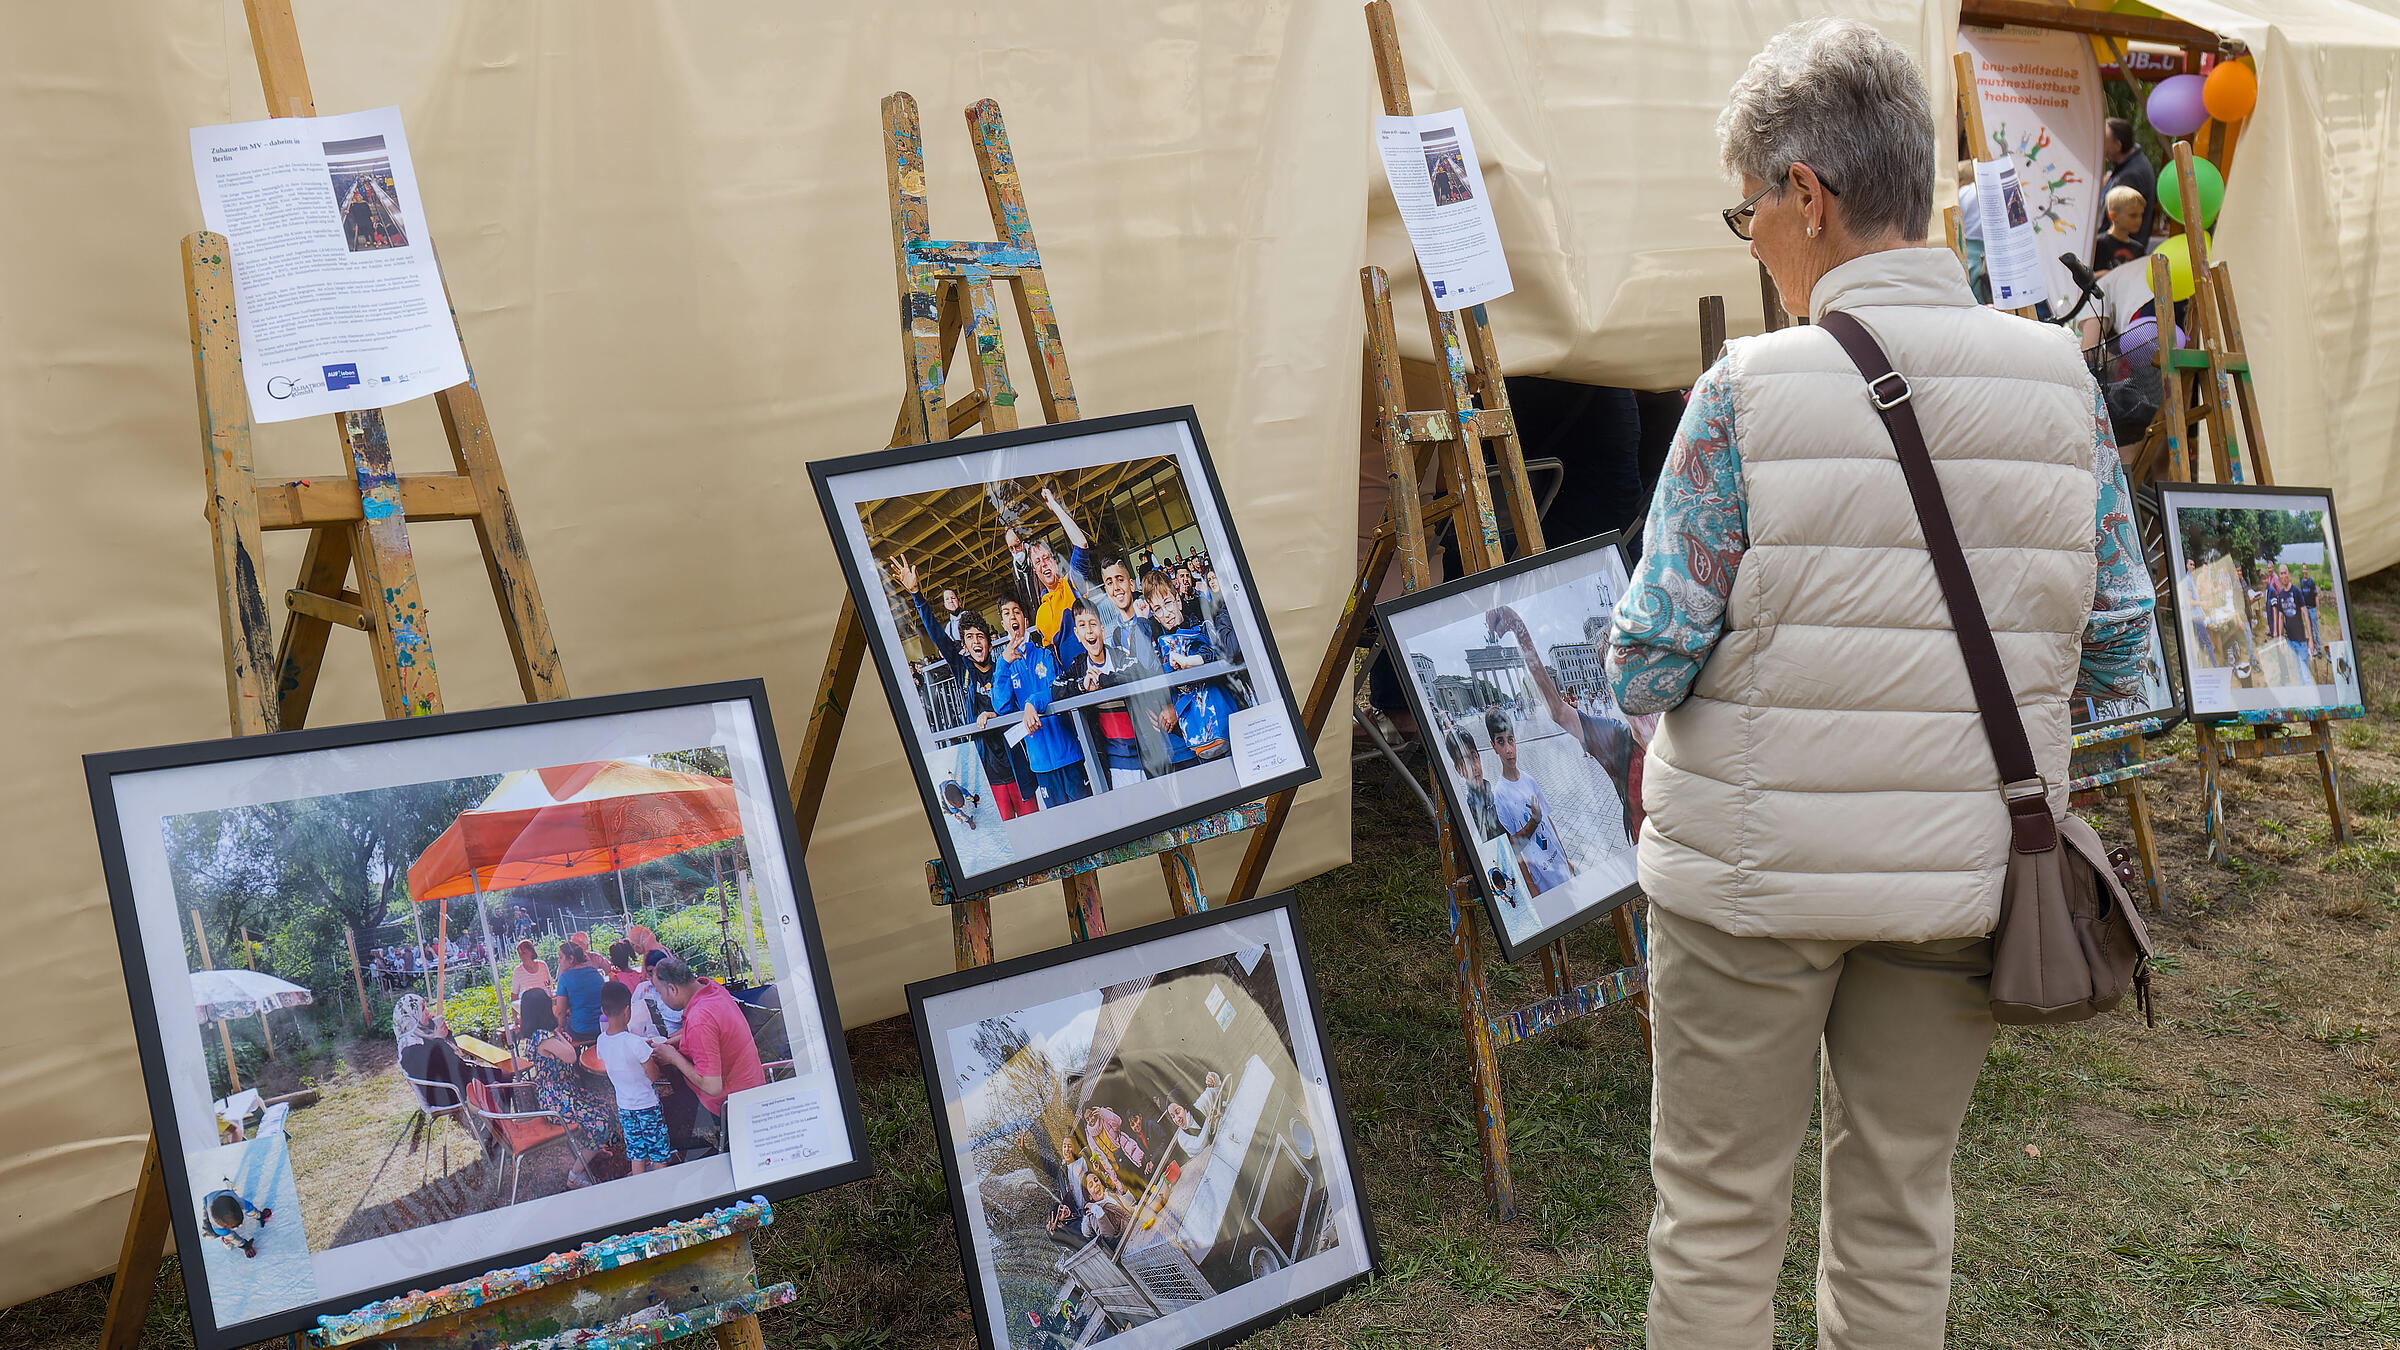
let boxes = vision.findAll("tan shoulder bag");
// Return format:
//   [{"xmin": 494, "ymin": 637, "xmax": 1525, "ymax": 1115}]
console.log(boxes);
[{"xmin": 1819, "ymin": 309, "xmax": 2155, "ymax": 1027}]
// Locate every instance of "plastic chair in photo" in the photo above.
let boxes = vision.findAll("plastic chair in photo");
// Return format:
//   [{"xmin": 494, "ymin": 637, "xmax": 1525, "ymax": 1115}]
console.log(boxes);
[
  {"xmin": 463, "ymin": 1079, "xmax": 573, "ymax": 1205},
  {"xmin": 401, "ymin": 1069, "xmax": 467, "ymax": 1132}
]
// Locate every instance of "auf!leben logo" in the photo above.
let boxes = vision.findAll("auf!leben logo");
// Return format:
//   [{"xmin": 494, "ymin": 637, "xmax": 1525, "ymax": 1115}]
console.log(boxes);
[{"xmin": 322, "ymin": 362, "xmax": 361, "ymax": 391}]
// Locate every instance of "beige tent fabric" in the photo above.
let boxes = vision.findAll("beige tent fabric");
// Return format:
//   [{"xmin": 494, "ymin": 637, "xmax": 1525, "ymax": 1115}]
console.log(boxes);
[
  {"xmin": 2138, "ymin": 0, "xmax": 2400, "ymax": 572},
  {"xmin": 0, "ymin": 2, "xmax": 1366, "ymax": 1308},
  {"xmin": 1366, "ymin": 1, "xmax": 1963, "ymax": 391}
]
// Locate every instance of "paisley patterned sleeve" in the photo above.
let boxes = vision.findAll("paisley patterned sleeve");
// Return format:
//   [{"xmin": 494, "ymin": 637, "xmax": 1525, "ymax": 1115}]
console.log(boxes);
[
  {"xmin": 1605, "ymin": 361, "xmax": 1747, "ymax": 715},
  {"xmin": 2083, "ymin": 386, "xmax": 2156, "ymax": 699}
]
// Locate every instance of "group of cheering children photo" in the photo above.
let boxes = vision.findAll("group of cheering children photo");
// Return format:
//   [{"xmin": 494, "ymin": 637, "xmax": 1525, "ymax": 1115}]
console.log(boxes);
[{"xmin": 883, "ymin": 480, "xmax": 1252, "ymax": 829}]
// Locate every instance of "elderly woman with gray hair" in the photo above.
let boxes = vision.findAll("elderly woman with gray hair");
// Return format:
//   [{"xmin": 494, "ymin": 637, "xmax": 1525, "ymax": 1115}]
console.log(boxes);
[{"xmin": 1605, "ymin": 19, "xmax": 2154, "ymax": 1347}]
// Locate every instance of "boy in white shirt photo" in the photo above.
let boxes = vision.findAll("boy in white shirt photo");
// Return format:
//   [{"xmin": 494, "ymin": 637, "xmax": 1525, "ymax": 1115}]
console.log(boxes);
[
  {"xmin": 597, "ymin": 981, "xmax": 672, "ymax": 1173},
  {"xmin": 1486, "ymin": 706, "xmax": 1576, "ymax": 898}
]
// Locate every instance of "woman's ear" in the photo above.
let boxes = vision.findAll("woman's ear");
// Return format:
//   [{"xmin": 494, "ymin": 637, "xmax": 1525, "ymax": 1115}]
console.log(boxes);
[{"xmin": 1789, "ymin": 162, "xmax": 1829, "ymax": 236}]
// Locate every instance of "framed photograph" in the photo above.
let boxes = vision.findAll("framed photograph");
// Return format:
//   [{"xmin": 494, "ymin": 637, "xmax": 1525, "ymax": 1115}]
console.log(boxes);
[
  {"xmin": 909, "ymin": 891, "xmax": 1377, "ymax": 1350},
  {"xmin": 84, "ymin": 682, "xmax": 871, "ymax": 1350},
  {"xmin": 811, "ymin": 406, "xmax": 1319, "ymax": 897},
  {"xmin": 2075, "ymin": 494, "xmax": 2185, "ymax": 736},
  {"xmin": 1374, "ymin": 533, "xmax": 1644, "ymax": 962},
  {"xmin": 2156, "ymin": 483, "xmax": 2363, "ymax": 720}
]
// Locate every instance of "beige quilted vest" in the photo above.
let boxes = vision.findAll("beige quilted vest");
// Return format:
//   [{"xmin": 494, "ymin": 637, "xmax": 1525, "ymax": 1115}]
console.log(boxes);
[{"xmin": 1639, "ymin": 248, "xmax": 2098, "ymax": 942}]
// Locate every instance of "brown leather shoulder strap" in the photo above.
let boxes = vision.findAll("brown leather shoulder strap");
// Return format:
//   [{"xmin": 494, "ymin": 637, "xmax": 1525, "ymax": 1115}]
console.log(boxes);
[{"xmin": 1815, "ymin": 309, "xmax": 2057, "ymax": 854}]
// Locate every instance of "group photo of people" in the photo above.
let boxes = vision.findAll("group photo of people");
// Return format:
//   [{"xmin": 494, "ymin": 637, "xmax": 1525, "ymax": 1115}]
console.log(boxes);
[
  {"xmin": 155, "ymin": 746, "xmax": 806, "ymax": 1312},
  {"xmin": 945, "ymin": 944, "xmax": 1342, "ymax": 1349},
  {"xmin": 824, "ymin": 420, "xmax": 1311, "ymax": 891},
  {"xmin": 2164, "ymin": 491, "xmax": 2361, "ymax": 715},
  {"xmin": 1379, "ymin": 543, "xmax": 1646, "ymax": 960}
]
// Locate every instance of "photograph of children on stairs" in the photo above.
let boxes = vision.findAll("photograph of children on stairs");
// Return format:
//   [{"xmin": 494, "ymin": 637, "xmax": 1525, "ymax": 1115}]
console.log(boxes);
[{"xmin": 815, "ymin": 410, "xmax": 1316, "ymax": 895}]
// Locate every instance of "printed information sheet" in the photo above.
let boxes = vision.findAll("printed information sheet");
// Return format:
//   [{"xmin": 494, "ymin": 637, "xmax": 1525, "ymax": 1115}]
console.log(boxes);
[
  {"xmin": 727, "ymin": 1080, "xmax": 831, "ymax": 1190},
  {"xmin": 189, "ymin": 106, "xmax": 467, "ymax": 424},
  {"xmin": 1229, "ymin": 704, "xmax": 1305, "ymax": 787},
  {"xmin": 1972, "ymin": 156, "xmax": 2050, "ymax": 312},
  {"xmin": 1375, "ymin": 109, "xmax": 1513, "ymax": 311}
]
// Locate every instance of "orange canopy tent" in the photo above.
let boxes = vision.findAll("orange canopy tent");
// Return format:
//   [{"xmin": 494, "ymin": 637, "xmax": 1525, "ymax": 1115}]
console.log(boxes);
[{"xmin": 406, "ymin": 759, "xmax": 745, "ymax": 1006}]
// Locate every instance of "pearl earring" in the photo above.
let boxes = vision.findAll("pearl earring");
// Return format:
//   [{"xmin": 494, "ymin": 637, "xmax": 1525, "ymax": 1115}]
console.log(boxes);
[{"xmin": 1806, "ymin": 224, "xmax": 1818, "ymax": 238}]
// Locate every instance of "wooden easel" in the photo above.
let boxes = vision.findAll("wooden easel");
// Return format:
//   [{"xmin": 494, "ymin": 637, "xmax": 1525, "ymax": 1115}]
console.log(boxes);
[
  {"xmin": 785, "ymin": 92, "xmax": 1242, "ymax": 970},
  {"xmin": 1227, "ymin": 1, "xmax": 1651, "ymax": 1220},
  {"xmin": 2144, "ymin": 143, "xmax": 2358, "ymax": 864},
  {"xmin": 104, "ymin": 7, "xmax": 768, "ymax": 1348}
]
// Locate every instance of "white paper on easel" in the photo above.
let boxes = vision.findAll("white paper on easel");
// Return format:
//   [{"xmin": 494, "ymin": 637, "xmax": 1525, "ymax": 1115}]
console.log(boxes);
[
  {"xmin": 1973, "ymin": 157, "xmax": 2050, "ymax": 311},
  {"xmin": 189, "ymin": 106, "xmax": 468, "ymax": 424},
  {"xmin": 726, "ymin": 1079, "xmax": 830, "ymax": 1189},
  {"xmin": 1375, "ymin": 109, "xmax": 1513, "ymax": 311}
]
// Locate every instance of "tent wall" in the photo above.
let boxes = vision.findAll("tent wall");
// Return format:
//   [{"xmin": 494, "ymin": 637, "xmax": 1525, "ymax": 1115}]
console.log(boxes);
[
  {"xmin": 0, "ymin": 1, "xmax": 1365, "ymax": 1309},
  {"xmin": 1368, "ymin": 1, "xmax": 1964, "ymax": 390}
]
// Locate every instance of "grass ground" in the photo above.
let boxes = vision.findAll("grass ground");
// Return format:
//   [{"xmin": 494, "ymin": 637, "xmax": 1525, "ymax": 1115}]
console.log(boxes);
[{"xmin": 10, "ymin": 571, "xmax": 2399, "ymax": 1349}]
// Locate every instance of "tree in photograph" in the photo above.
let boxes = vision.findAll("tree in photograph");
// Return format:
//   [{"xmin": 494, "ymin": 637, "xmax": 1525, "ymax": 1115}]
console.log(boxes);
[
  {"xmin": 276, "ymin": 774, "xmax": 501, "ymax": 967},
  {"xmin": 165, "ymin": 802, "xmax": 293, "ymax": 963},
  {"xmin": 963, "ymin": 1016, "xmax": 1076, "ymax": 1187}
]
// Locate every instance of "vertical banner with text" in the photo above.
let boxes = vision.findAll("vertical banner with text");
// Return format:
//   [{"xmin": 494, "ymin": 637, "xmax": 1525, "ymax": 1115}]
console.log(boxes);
[{"xmin": 1960, "ymin": 25, "xmax": 2105, "ymax": 313}]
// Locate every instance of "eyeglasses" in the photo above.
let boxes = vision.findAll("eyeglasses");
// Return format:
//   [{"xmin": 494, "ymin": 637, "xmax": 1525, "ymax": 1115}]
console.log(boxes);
[{"xmin": 1723, "ymin": 167, "xmax": 1841, "ymax": 241}]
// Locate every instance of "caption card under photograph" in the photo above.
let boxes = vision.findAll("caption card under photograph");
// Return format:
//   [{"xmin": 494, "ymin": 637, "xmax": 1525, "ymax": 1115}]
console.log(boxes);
[
  {"xmin": 910, "ymin": 892, "xmax": 1378, "ymax": 1350},
  {"xmin": 2157, "ymin": 483, "xmax": 2363, "ymax": 721},
  {"xmin": 84, "ymin": 683, "xmax": 871, "ymax": 1350},
  {"xmin": 810, "ymin": 407, "xmax": 1320, "ymax": 896},
  {"xmin": 1375, "ymin": 532, "xmax": 1644, "ymax": 963}
]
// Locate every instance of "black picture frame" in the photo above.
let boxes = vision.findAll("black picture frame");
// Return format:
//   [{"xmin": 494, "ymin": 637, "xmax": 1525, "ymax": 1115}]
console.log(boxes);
[
  {"xmin": 2153, "ymin": 481, "xmax": 2364, "ymax": 724},
  {"xmin": 83, "ymin": 680, "xmax": 875, "ymax": 1350},
  {"xmin": 2073, "ymin": 491, "xmax": 2188, "ymax": 738},
  {"xmin": 1372, "ymin": 532, "xmax": 1644, "ymax": 963},
  {"xmin": 809, "ymin": 405, "xmax": 1321, "ymax": 898},
  {"xmin": 907, "ymin": 890, "xmax": 1379, "ymax": 1350}
]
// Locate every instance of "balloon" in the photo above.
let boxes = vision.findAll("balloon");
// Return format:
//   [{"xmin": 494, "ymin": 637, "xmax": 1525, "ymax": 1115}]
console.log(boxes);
[
  {"xmin": 2119, "ymin": 315, "xmax": 2185, "ymax": 367},
  {"xmin": 2152, "ymin": 233, "xmax": 2209, "ymax": 301},
  {"xmin": 2147, "ymin": 74, "xmax": 2209, "ymax": 137},
  {"xmin": 2203, "ymin": 61, "xmax": 2258, "ymax": 122},
  {"xmin": 2158, "ymin": 157, "xmax": 2226, "ymax": 227}
]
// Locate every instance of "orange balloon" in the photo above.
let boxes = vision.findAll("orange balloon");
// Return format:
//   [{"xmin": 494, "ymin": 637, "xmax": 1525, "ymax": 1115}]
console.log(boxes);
[{"xmin": 2203, "ymin": 61, "xmax": 2257, "ymax": 122}]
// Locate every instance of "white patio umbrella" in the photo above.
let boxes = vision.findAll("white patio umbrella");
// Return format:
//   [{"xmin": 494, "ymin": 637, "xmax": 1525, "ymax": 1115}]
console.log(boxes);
[{"xmin": 191, "ymin": 969, "xmax": 313, "ymax": 1092}]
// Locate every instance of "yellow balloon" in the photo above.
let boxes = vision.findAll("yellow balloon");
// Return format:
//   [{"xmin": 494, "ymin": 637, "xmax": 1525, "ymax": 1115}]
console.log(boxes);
[{"xmin": 2153, "ymin": 233, "xmax": 2209, "ymax": 301}]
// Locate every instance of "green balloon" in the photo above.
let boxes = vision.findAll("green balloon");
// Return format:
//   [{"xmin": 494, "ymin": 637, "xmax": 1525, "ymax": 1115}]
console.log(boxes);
[{"xmin": 2158, "ymin": 158, "xmax": 2226, "ymax": 227}]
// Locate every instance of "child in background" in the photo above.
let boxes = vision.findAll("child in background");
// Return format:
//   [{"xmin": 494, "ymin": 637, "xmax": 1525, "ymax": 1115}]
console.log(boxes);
[
  {"xmin": 1445, "ymin": 728, "xmax": 1504, "ymax": 841},
  {"xmin": 554, "ymin": 940, "xmax": 607, "ymax": 1044},
  {"xmin": 596, "ymin": 982, "xmax": 671, "ymax": 1173},
  {"xmin": 202, "ymin": 1188, "xmax": 272, "ymax": 1258},
  {"xmin": 607, "ymin": 940, "xmax": 645, "ymax": 996},
  {"xmin": 1143, "ymin": 571, "xmax": 1240, "ymax": 762},
  {"xmin": 1058, "ymin": 602, "xmax": 1147, "ymax": 788}
]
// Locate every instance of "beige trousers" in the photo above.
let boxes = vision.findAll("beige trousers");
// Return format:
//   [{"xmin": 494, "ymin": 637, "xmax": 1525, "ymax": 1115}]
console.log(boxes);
[{"xmin": 1644, "ymin": 904, "xmax": 1997, "ymax": 1349}]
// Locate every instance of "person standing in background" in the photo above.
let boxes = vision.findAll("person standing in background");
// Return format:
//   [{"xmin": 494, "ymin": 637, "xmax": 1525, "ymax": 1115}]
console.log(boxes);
[{"xmin": 2100, "ymin": 117, "xmax": 2160, "ymax": 246}]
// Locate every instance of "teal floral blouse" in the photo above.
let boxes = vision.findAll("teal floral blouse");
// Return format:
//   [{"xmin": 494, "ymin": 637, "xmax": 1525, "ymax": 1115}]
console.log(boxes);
[{"xmin": 1606, "ymin": 361, "xmax": 2156, "ymax": 716}]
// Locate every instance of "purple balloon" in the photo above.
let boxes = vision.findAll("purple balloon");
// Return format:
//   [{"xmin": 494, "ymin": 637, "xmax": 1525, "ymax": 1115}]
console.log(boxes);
[
  {"xmin": 2120, "ymin": 315, "xmax": 2184, "ymax": 366},
  {"xmin": 2148, "ymin": 74, "xmax": 2209, "ymax": 137}
]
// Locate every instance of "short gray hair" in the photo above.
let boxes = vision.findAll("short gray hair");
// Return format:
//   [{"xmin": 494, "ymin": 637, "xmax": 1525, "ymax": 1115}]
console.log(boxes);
[{"xmin": 1717, "ymin": 19, "xmax": 1935, "ymax": 239}]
